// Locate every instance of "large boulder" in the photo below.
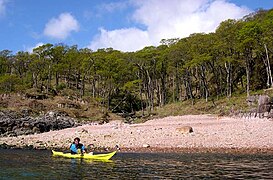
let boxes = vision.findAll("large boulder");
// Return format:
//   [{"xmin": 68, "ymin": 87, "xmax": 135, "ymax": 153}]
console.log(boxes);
[
  {"xmin": 258, "ymin": 95, "xmax": 270, "ymax": 106},
  {"xmin": 258, "ymin": 95, "xmax": 271, "ymax": 113}
]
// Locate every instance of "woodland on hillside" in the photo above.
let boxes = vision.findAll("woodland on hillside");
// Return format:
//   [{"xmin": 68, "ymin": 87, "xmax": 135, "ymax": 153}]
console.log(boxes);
[{"xmin": 1, "ymin": 9, "xmax": 273, "ymax": 115}]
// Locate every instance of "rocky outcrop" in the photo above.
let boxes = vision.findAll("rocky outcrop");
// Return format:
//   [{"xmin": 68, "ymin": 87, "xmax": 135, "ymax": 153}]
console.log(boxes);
[{"xmin": 0, "ymin": 110, "xmax": 77, "ymax": 137}]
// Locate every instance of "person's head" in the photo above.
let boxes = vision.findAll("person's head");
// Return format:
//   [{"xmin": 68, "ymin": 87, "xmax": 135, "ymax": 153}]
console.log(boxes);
[{"xmin": 74, "ymin": 137, "xmax": 80, "ymax": 144}]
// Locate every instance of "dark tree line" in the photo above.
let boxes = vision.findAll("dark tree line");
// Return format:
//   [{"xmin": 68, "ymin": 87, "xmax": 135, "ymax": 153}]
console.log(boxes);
[{"xmin": 1, "ymin": 9, "xmax": 273, "ymax": 114}]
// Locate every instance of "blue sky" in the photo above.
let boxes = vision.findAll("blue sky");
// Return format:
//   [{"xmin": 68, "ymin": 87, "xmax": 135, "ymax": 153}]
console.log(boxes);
[{"xmin": 0, "ymin": 0, "xmax": 272, "ymax": 53}]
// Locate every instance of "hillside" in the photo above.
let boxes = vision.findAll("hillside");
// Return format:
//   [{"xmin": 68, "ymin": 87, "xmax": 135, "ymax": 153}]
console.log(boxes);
[
  {"xmin": 1, "ymin": 9, "xmax": 273, "ymax": 123},
  {"xmin": 1, "ymin": 88, "xmax": 272, "ymax": 123}
]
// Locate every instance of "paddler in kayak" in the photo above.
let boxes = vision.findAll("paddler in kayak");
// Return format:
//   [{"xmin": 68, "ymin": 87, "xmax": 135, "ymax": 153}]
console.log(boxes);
[{"xmin": 70, "ymin": 137, "xmax": 86, "ymax": 154}]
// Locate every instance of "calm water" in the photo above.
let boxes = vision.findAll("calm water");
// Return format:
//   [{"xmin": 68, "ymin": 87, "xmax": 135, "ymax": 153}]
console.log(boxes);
[{"xmin": 0, "ymin": 149, "xmax": 273, "ymax": 179}]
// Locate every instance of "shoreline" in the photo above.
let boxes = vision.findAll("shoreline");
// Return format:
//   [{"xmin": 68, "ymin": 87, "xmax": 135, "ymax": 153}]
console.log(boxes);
[
  {"xmin": 119, "ymin": 147, "xmax": 273, "ymax": 155},
  {"xmin": 1, "ymin": 145, "xmax": 273, "ymax": 155},
  {"xmin": 1, "ymin": 115, "xmax": 272, "ymax": 155}
]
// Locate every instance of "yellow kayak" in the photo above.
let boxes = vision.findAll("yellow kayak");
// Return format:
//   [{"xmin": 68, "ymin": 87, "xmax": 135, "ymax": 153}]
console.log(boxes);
[{"xmin": 52, "ymin": 150, "xmax": 116, "ymax": 160}]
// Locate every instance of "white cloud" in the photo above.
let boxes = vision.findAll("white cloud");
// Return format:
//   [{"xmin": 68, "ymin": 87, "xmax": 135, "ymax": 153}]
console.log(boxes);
[
  {"xmin": 89, "ymin": 28, "xmax": 151, "ymax": 52},
  {"xmin": 0, "ymin": 0, "xmax": 7, "ymax": 16},
  {"xmin": 26, "ymin": 42, "xmax": 44, "ymax": 53},
  {"xmin": 88, "ymin": 0, "xmax": 251, "ymax": 52},
  {"xmin": 98, "ymin": 2, "xmax": 128, "ymax": 13},
  {"xmin": 43, "ymin": 13, "xmax": 79, "ymax": 40}
]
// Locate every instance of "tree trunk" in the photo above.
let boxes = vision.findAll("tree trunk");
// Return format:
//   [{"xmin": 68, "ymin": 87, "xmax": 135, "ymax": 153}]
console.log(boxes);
[
  {"xmin": 175, "ymin": 63, "xmax": 180, "ymax": 102},
  {"xmin": 146, "ymin": 69, "xmax": 153, "ymax": 111},
  {"xmin": 245, "ymin": 57, "xmax": 250, "ymax": 97},
  {"xmin": 185, "ymin": 69, "xmax": 194, "ymax": 100},
  {"xmin": 80, "ymin": 75, "xmax": 85, "ymax": 97},
  {"xmin": 160, "ymin": 60, "xmax": 167, "ymax": 106},
  {"xmin": 91, "ymin": 77, "xmax": 96, "ymax": 98},
  {"xmin": 55, "ymin": 72, "xmax": 59, "ymax": 87},
  {"xmin": 32, "ymin": 72, "xmax": 37, "ymax": 88},
  {"xmin": 160, "ymin": 74, "xmax": 166, "ymax": 106},
  {"xmin": 137, "ymin": 71, "xmax": 144, "ymax": 116},
  {"xmin": 155, "ymin": 79, "xmax": 161, "ymax": 106},
  {"xmin": 135, "ymin": 64, "xmax": 145, "ymax": 116},
  {"xmin": 200, "ymin": 65, "xmax": 209, "ymax": 102},
  {"xmin": 225, "ymin": 62, "xmax": 232, "ymax": 98},
  {"xmin": 264, "ymin": 44, "xmax": 273, "ymax": 87},
  {"xmin": 172, "ymin": 74, "xmax": 175, "ymax": 102},
  {"xmin": 46, "ymin": 63, "xmax": 52, "ymax": 94}
]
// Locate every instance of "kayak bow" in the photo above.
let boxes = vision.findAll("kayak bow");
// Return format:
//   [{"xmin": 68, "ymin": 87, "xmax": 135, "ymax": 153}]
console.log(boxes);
[{"xmin": 52, "ymin": 150, "xmax": 116, "ymax": 160}]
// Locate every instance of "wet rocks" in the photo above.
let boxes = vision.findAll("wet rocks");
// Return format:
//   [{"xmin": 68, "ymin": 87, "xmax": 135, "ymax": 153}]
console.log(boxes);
[
  {"xmin": 0, "ymin": 110, "xmax": 77, "ymax": 137},
  {"xmin": 0, "ymin": 143, "xmax": 13, "ymax": 149}
]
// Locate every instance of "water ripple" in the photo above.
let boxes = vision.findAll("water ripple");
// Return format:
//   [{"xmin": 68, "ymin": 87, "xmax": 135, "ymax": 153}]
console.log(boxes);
[{"xmin": 0, "ymin": 149, "xmax": 272, "ymax": 179}]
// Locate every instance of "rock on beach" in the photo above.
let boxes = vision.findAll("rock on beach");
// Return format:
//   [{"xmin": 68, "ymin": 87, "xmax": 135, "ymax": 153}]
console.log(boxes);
[{"xmin": 176, "ymin": 126, "xmax": 193, "ymax": 134}]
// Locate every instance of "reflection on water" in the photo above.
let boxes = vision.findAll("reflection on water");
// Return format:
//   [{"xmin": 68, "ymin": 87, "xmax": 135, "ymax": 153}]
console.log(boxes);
[{"xmin": 0, "ymin": 149, "xmax": 272, "ymax": 179}]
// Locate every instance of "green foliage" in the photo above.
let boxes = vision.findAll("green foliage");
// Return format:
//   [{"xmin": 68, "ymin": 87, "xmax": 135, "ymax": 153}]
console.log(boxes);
[
  {"xmin": 0, "ymin": 74, "xmax": 20, "ymax": 93},
  {"xmin": 56, "ymin": 83, "xmax": 66, "ymax": 91},
  {"xmin": 122, "ymin": 80, "xmax": 142, "ymax": 92}
]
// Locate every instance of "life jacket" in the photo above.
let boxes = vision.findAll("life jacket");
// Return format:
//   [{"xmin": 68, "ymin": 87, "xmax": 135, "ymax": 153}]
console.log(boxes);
[{"xmin": 70, "ymin": 143, "xmax": 84, "ymax": 154}]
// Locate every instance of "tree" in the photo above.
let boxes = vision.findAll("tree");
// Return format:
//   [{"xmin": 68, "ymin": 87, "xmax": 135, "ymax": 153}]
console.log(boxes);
[
  {"xmin": 0, "ymin": 50, "xmax": 12, "ymax": 75},
  {"xmin": 33, "ymin": 43, "xmax": 53, "ymax": 93},
  {"xmin": 0, "ymin": 74, "xmax": 20, "ymax": 93}
]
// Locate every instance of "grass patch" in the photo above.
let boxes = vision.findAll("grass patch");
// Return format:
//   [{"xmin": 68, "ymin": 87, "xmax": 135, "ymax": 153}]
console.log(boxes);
[{"xmin": 151, "ymin": 92, "xmax": 257, "ymax": 119}]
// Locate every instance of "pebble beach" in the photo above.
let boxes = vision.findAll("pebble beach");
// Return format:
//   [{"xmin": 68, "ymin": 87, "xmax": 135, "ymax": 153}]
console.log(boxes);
[{"xmin": 1, "ymin": 115, "xmax": 273, "ymax": 154}]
